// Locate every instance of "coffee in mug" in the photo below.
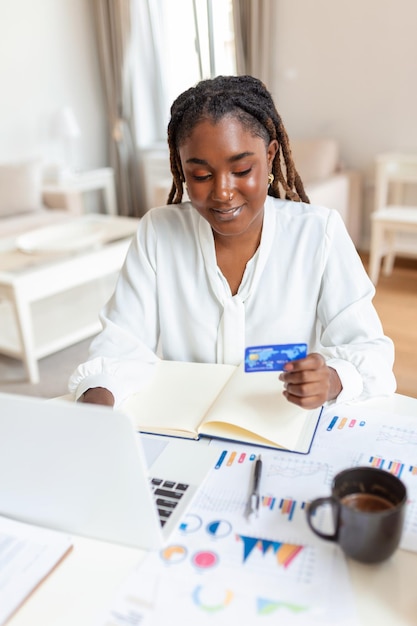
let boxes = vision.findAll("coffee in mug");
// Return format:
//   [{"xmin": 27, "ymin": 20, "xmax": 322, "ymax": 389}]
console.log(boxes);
[
  {"xmin": 306, "ymin": 466, "xmax": 407, "ymax": 563},
  {"xmin": 341, "ymin": 492, "xmax": 394, "ymax": 512}
]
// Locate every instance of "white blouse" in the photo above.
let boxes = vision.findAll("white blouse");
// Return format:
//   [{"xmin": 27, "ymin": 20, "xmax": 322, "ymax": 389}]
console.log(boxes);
[{"xmin": 69, "ymin": 196, "xmax": 396, "ymax": 407}]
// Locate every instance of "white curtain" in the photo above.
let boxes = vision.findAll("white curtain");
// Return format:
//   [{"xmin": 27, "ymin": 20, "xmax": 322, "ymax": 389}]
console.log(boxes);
[
  {"xmin": 93, "ymin": 0, "xmax": 144, "ymax": 216},
  {"xmin": 232, "ymin": 0, "xmax": 277, "ymax": 86}
]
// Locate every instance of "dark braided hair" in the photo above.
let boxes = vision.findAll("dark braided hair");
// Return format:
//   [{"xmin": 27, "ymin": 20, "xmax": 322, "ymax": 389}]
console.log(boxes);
[{"xmin": 166, "ymin": 75, "xmax": 309, "ymax": 205}]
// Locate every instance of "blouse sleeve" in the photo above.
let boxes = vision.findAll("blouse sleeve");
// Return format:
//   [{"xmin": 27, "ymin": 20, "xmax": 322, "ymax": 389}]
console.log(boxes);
[
  {"xmin": 317, "ymin": 210, "xmax": 396, "ymax": 403},
  {"xmin": 68, "ymin": 214, "xmax": 161, "ymax": 407}
]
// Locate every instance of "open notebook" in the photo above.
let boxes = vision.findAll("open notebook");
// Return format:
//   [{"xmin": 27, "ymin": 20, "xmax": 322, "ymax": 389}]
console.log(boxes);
[
  {"xmin": 122, "ymin": 361, "xmax": 323, "ymax": 454},
  {"xmin": 0, "ymin": 393, "xmax": 218, "ymax": 550}
]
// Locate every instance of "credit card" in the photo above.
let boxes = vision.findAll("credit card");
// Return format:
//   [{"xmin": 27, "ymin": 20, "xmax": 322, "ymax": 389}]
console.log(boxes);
[{"xmin": 244, "ymin": 343, "xmax": 308, "ymax": 372}]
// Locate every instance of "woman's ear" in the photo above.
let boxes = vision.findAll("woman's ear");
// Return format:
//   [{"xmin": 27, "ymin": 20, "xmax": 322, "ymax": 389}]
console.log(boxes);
[{"xmin": 267, "ymin": 139, "xmax": 279, "ymax": 167}]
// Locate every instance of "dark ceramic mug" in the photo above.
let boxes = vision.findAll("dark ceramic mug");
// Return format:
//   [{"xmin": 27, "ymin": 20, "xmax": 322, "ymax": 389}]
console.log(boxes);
[{"xmin": 306, "ymin": 466, "xmax": 407, "ymax": 563}]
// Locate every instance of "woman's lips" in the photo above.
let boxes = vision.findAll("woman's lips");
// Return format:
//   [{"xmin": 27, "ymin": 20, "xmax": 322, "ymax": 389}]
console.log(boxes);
[{"xmin": 211, "ymin": 205, "xmax": 243, "ymax": 220}]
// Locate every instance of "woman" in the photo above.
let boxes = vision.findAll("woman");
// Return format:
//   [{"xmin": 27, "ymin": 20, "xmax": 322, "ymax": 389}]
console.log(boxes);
[{"xmin": 69, "ymin": 75, "xmax": 395, "ymax": 409}]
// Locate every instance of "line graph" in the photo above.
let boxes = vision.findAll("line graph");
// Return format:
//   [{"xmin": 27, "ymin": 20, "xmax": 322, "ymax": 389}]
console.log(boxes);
[{"xmin": 377, "ymin": 425, "xmax": 417, "ymax": 446}]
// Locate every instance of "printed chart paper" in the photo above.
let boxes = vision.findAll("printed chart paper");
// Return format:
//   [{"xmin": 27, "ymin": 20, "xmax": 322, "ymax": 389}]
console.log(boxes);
[
  {"xmin": 310, "ymin": 404, "xmax": 417, "ymax": 552},
  {"xmin": 97, "ymin": 402, "xmax": 417, "ymax": 625},
  {"xmin": 96, "ymin": 436, "xmax": 358, "ymax": 625}
]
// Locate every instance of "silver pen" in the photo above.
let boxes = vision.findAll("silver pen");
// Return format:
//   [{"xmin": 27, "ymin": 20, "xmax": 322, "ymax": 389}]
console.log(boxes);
[{"xmin": 245, "ymin": 454, "xmax": 262, "ymax": 519}]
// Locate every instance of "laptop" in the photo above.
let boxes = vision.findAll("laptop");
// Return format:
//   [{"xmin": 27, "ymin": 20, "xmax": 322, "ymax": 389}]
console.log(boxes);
[{"xmin": 0, "ymin": 393, "xmax": 218, "ymax": 550}]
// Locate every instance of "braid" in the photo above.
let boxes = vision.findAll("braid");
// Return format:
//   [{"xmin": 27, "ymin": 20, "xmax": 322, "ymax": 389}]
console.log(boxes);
[{"xmin": 166, "ymin": 75, "xmax": 309, "ymax": 204}]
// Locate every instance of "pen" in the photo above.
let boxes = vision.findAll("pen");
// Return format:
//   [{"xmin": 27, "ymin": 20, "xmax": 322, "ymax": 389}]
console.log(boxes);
[{"xmin": 245, "ymin": 454, "xmax": 262, "ymax": 519}]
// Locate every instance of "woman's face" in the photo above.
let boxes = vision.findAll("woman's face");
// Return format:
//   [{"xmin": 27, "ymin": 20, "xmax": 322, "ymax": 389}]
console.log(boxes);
[{"xmin": 178, "ymin": 115, "xmax": 278, "ymax": 240}]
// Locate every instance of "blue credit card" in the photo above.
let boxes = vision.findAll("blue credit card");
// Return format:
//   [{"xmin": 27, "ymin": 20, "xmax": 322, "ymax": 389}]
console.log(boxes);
[{"xmin": 244, "ymin": 343, "xmax": 308, "ymax": 372}]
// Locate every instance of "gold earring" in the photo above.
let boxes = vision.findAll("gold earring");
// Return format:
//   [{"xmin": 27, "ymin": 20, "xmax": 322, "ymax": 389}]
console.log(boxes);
[{"xmin": 268, "ymin": 173, "xmax": 274, "ymax": 185}]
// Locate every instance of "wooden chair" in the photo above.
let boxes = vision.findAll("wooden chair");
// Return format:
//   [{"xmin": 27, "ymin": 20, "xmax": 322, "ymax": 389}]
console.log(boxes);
[{"xmin": 369, "ymin": 153, "xmax": 417, "ymax": 285}]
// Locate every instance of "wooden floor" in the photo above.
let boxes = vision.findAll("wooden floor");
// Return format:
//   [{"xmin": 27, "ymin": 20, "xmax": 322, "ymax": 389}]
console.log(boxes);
[{"xmin": 361, "ymin": 254, "xmax": 417, "ymax": 399}]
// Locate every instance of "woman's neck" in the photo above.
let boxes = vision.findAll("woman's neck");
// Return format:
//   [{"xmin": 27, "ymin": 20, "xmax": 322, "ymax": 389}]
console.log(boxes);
[{"xmin": 214, "ymin": 224, "xmax": 262, "ymax": 296}]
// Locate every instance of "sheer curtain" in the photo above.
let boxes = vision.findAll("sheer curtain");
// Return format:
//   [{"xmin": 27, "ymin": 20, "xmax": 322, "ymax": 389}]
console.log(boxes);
[
  {"xmin": 232, "ymin": 0, "xmax": 277, "ymax": 86},
  {"xmin": 133, "ymin": 0, "xmax": 236, "ymax": 149},
  {"xmin": 93, "ymin": 0, "xmax": 236, "ymax": 215},
  {"xmin": 93, "ymin": 0, "xmax": 143, "ymax": 216}
]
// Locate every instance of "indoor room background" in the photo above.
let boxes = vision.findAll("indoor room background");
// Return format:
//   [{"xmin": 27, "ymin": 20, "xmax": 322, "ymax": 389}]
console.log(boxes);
[
  {"xmin": 2, "ymin": 0, "xmax": 417, "ymax": 243},
  {"xmin": 0, "ymin": 0, "xmax": 416, "ymax": 397}
]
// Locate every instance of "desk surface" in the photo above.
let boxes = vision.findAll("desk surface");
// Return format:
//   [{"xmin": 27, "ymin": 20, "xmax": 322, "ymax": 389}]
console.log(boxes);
[{"xmin": 7, "ymin": 393, "xmax": 417, "ymax": 626}]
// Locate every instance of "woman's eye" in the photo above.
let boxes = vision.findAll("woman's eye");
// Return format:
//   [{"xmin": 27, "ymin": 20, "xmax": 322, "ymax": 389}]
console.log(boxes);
[
  {"xmin": 192, "ymin": 173, "xmax": 212, "ymax": 181},
  {"xmin": 233, "ymin": 168, "xmax": 251, "ymax": 177}
]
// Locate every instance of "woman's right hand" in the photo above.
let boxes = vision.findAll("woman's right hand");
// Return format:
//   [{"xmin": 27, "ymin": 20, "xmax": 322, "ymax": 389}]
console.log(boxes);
[{"xmin": 80, "ymin": 387, "xmax": 115, "ymax": 406}]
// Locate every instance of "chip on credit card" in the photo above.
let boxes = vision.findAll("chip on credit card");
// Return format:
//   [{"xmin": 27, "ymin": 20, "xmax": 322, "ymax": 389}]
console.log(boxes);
[{"xmin": 244, "ymin": 343, "xmax": 308, "ymax": 372}]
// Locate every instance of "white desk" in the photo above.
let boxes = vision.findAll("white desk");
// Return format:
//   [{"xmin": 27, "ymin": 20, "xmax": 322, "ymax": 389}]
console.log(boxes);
[
  {"xmin": 7, "ymin": 535, "xmax": 417, "ymax": 626},
  {"xmin": 6, "ymin": 393, "xmax": 417, "ymax": 626}
]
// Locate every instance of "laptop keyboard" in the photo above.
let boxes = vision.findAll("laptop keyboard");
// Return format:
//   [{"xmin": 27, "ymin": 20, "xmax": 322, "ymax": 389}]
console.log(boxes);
[{"xmin": 150, "ymin": 477, "xmax": 189, "ymax": 527}]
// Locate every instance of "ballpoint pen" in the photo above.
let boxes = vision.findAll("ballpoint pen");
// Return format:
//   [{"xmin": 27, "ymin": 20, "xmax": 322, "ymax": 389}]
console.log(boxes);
[{"xmin": 245, "ymin": 454, "xmax": 262, "ymax": 519}]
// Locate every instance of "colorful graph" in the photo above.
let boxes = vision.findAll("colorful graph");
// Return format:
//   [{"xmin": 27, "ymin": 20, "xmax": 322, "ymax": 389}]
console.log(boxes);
[
  {"xmin": 259, "ymin": 496, "xmax": 306, "ymax": 519},
  {"xmin": 388, "ymin": 460, "xmax": 405, "ymax": 477},
  {"xmin": 191, "ymin": 550, "xmax": 219, "ymax": 569},
  {"xmin": 369, "ymin": 455, "xmax": 385, "ymax": 469},
  {"xmin": 257, "ymin": 598, "xmax": 307, "ymax": 615},
  {"xmin": 236, "ymin": 534, "xmax": 303, "ymax": 568},
  {"xmin": 327, "ymin": 415, "xmax": 366, "ymax": 431},
  {"xmin": 261, "ymin": 495, "xmax": 276, "ymax": 510},
  {"xmin": 227, "ymin": 451, "xmax": 237, "ymax": 466},
  {"xmin": 206, "ymin": 520, "xmax": 232, "ymax": 538},
  {"xmin": 179, "ymin": 514, "xmax": 202, "ymax": 533},
  {"xmin": 192, "ymin": 585, "xmax": 233, "ymax": 612},
  {"xmin": 369, "ymin": 455, "xmax": 405, "ymax": 477},
  {"xmin": 215, "ymin": 449, "xmax": 256, "ymax": 469},
  {"xmin": 409, "ymin": 465, "xmax": 417, "ymax": 475},
  {"xmin": 279, "ymin": 498, "xmax": 306, "ymax": 521},
  {"xmin": 160, "ymin": 545, "xmax": 188, "ymax": 564}
]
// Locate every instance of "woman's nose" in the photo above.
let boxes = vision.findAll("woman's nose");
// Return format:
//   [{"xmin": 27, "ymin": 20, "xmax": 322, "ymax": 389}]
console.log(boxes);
[{"xmin": 211, "ymin": 176, "xmax": 234, "ymax": 202}]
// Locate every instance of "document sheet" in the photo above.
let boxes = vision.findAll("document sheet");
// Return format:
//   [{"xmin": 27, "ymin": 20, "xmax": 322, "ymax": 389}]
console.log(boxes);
[{"xmin": 0, "ymin": 516, "xmax": 72, "ymax": 625}]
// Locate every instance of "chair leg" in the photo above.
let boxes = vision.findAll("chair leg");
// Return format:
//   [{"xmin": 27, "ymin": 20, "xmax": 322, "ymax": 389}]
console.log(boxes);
[
  {"xmin": 369, "ymin": 222, "xmax": 384, "ymax": 285},
  {"xmin": 382, "ymin": 231, "xmax": 396, "ymax": 276}
]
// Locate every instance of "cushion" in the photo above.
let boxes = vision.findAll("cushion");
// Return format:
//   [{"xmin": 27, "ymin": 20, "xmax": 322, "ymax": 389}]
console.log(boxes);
[
  {"xmin": 290, "ymin": 139, "xmax": 340, "ymax": 183},
  {"xmin": 0, "ymin": 159, "xmax": 43, "ymax": 217}
]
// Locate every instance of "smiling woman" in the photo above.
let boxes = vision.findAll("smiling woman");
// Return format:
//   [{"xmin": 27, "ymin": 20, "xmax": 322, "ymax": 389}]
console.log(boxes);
[
  {"xmin": 179, "ymin": 117, "xmax": 275, "ymax": 234},
  {"xmin": 69, "ymin": 75, "xmax": 396, "ymax": 415},
  {"xmin": 178, "ymin": 116, "xmax": 277, "ymax": 296}
]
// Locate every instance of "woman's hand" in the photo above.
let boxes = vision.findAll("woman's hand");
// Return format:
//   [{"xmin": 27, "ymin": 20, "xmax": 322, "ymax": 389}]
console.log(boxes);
[
  {"xmin": 80, "ymin": 387, "xmax": 115, "ymax": 407},
  {"xmin": 279, "ymin": 353, "xmax": 342, "ymax": 409}
]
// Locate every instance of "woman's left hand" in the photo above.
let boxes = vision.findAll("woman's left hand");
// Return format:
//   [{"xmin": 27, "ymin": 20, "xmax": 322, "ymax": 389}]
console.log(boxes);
[{"xmin": 279, "ymin": 352, "xmax": 342, "ymax": 409}]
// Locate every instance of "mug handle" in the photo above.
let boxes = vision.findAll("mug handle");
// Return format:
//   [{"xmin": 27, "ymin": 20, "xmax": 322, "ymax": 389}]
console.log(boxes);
[{"xmin": 306, "ymin": 496, "xmax": 339, "ymax": 541}]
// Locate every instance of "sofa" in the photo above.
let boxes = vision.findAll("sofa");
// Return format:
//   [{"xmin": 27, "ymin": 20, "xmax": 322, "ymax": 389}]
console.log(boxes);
[
  {"xmin": 0, "ymin": 159, "xmax": 71, "ymax": 243},
  {"xmin": 143, "ymin": 138, "xmax": 363, "ymax": 248},
  {"xmin": 289, "ymin": 138, "xmax": 362, "ymax": 248}
]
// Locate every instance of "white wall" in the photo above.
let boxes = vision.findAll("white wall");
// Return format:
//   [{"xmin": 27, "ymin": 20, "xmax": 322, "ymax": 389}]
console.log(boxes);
[
  {"xmin": 1, "ymin": 0, "xmax": 416, "ymax": 245},
  {"xmin": 271, "ymin": 0, "xmax": 417, "ymax": 246},
  {"xmin": 0, "ymin": 0, "xmax": 107, "ymax": 170}
]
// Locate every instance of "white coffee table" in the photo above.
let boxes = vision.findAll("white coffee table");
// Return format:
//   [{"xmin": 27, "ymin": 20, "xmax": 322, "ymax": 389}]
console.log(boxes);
[{"xmin": 0, "ymin": 214, "xmax": 139, "ymax": 384}]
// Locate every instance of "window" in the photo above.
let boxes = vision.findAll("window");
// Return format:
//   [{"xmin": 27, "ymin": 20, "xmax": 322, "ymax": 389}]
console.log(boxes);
[{"xmin": 133, "ymin": 0, "xmax": 236, "ymax": 147}]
